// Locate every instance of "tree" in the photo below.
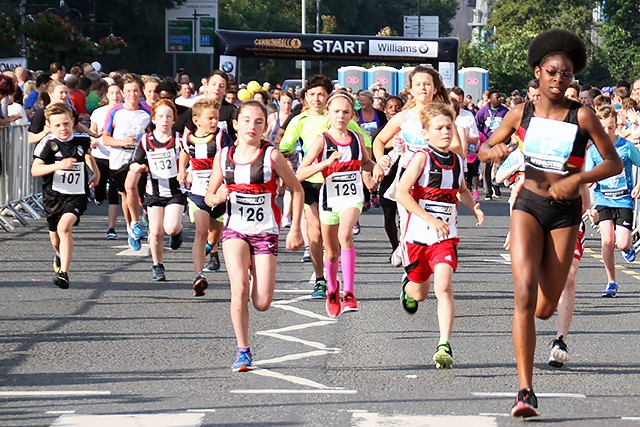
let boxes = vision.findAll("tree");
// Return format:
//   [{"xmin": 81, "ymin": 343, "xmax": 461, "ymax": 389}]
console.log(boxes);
[
  {"xmin": 600, "ymin": 0, "xmax": 640, "ymax": 81},
  {"xmin": 461, "ymin": 0, "xmax": 611, "ymax": 92}
]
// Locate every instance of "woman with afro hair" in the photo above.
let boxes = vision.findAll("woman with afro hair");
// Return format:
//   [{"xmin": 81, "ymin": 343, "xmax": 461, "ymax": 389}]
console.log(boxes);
[{"xmin": 479, "ymin": 29, "xmax": 622, "ymax": 418}]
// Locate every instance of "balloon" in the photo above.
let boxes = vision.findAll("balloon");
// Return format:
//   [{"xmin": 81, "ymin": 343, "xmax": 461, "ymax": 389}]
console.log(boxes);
[
  {"xmin": 91, "ymin": 61, "xmax": 102, "ymax": 72},
  {"xmin": 237, "ymin": 88, "xmax": 251, "ymax": 101},
  {"xmin": 247, "ymin": 80, "xmax": 261, "ymax": 94}
]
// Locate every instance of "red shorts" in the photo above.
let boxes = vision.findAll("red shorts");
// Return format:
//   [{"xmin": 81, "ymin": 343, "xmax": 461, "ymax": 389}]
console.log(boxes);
[{"xmin": 403, "ymin": 239, "xmax": 459, "ymax": 284}]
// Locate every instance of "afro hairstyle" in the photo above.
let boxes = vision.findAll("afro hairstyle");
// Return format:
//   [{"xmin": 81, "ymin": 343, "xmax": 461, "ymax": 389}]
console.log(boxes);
[{"xmin": 527, "ymin": 29, "xmax": 587, "ymax": 75}]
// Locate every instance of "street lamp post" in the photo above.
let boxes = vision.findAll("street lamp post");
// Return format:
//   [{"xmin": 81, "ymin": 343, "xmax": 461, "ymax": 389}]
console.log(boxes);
[{"xmin": 301, "ymin": 0, "xmax": 306, "ymax": 83}]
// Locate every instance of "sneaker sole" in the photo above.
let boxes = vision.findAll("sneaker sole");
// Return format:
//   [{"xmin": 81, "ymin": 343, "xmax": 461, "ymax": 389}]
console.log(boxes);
[
  {"xmin": 433, "ymin": 352, "xmax": 453, "ymax": 369},
  {"xmin": 232, "ymin": 365, "xmax": 253, "ymax": 372},
  {"xmin": 341, "ymin": 306, "xmax": 359, "ymax": 313},
  {"xmin": 193, "ymin": 278, "xmax": 208, "ymax": 297},
  {"xmin": 601, "ymin": 293, "xmax": 616, "ymax": 298},
  {"xmin": 548, "ymin": 359, "xmax": 564, "ymax": 368},
  {"xmin": 311, "ymin": 294, "xmax": 326, "ymax": 299},
  {"xmin": 53, "ymin": 277, "xmax": 69, "ymax": 289},
  {"xmin": 202, "ymin": 267, "xmax": 220, "ymax": 273},
  {"xmin": 152, "ymin": 276, "xmax": 166, "ymax": 282},
  {"xmin": 550, "ymin": 349, "xmax": 569, "ymax": 364},
  {"xmin": 511, "ymin": 402, "xmax": 539, "ymax": 418}
]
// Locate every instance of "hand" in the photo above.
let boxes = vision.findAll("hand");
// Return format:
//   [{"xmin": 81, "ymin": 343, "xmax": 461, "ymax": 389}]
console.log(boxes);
[
  {"xmin": 205, "ymin": 184, "xmax": 229, "ymax": 207},
  {"xmin": 372, "ymin": 164, "xmax": 385, "ymax": 183},
  {"xmin": 632, "ymin": 185, "xmax": 640, "ymax": 199},
  {"xmin": 58, "ymin": 158, "xmax": 76, "ymax": 170},
  {"xmin": 123, "ymin": 135, "xmax": 138, "ymax": 147},
  {"xmin": 587, "ymin": 208, "xmax": 599, "ymax": 224},
  {"xmin": 472, "ymin": 203, "xmax": 485, "ymax": 226},
  {"xmin": 129, "ymin": 163, "xmax": 148, "ymax": 174},
  {"xmin": 327, "ymin": 150, "xmax": 342, "ymax": 164},
  {"xmin": 377, "ymin": 154, "xmax": 391, "ymax": 169},
  {"xmin": 426, "ymin": 216, "xmax": 450, "ymax": 239},
  {"xmin": 285, "ymin": 229, "xmax": 304, "ymax": 251},
  {"xmin": 177, "ymin": 170, "xmax": 186, "ymax": 185},
  {"xmin": 9, "ymin": 114, "xmax": 22, "ymax": 123},
  {"xmin": 548, "ymin": 174, "xmax": 580, "ymax": 200},
  {"xmin": 88, "ymin": 173, "xmax": 99, "ymax": 189},
  {"xmin": 488, "ymin": 143, "xmax": 511, "ymax": 163}
]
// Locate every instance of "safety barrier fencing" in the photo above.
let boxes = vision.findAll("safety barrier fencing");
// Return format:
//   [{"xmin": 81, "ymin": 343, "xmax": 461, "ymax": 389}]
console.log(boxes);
[{"xmin": 0, "ymin": 124, "xmax": 44, "ymax": 232}]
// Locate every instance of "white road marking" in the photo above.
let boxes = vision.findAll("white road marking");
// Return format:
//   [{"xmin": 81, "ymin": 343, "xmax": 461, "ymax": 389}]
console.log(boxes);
[
  {"xmin": 256, "ymin": 331, "xmax": 339, "ymax": 349},
  {"xmin": 472, "ymin": 392, "xmax": 586, "ymax": 398},
  {"xmin": 270, "ymin": 303, "xmax": 335, "ymax": 321},
  {"xmin": 0, "ymin": 390, "xmax": 111, "ymax": 397},
  {"xmin": 481, "ymin": 254, "xmax": 511, "ymax": 265},
  {"xmin": 271, "ymin": 295, "xmax": 313, "ymax": 305},
  {"xmin": 50, "ymin": 413, "xmax": 204, "ymax": 427},
  {"xmin": 186, "ymin": 409, "xmax": 217, "ymax": 413},
  {"xmin": 254, "ymin": 349, "xmax": 340, "ymax": 366},
  {"xmin": 259, "ymin": 320, "xmax": 336, "ymax": 334},
  {"xmin": 230, "ymin": 389, "xmax": 357, "ymax": 394},
  {"xmin": 350, "ymin": 412, "xmax": 497, "ymax": 426},
  {"xmin": 46, "ymin": 411, "xmax": 76, "ymax": 414},
  {"xmin": 249, "ymin": 368, "xmax": 339, "ymax": 389},
  {"xmin": 274, "ymin": 289, "xmax": 313, "ymax": 294},
  {"xmin": 114, "ymin": 243, "xmax": 150, "ymax": 257}
]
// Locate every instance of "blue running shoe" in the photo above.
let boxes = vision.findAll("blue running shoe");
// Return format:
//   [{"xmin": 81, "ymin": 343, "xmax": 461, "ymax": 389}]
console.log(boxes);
[
  {"xmin": 107, "ymin": 229, "xmax": 118, "ymax": 240},
  {"xmin": 128, "ymin": 234, "xmax": 142, "ymax": 251},
  {"xmin": 602, "ymin": 281, "xmax": 618, "ymax": 298},
  {"xmin": 205, "ymin": 241, "xmax": 214, "ymax": 255},
  {"xmin": 130, "ymin": 221, "xmax": 146, "ymax": 240},
  {"xmin": 152, "ymin": 264, "xmax": 166, "ymax": 282},
  {"xmin": 621, "ymin": 247, "xmax": 636, "ymax": 263},
  {"xmin": 232, "ymin": 348, "xmax": 252, "ymax": 372},
  {"xmin": 311, "ymin": 278, "xmax": 327, "ymax": 299},
  {"xmin": 193, "ymin": 273, "xmax": 208, "ymax": 297}
]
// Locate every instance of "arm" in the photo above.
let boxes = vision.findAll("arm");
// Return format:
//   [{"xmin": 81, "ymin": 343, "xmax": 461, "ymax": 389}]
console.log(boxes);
[
  {"xmin": 177, "ymin": 149, "xmax": 190, "ymax": 185},
  {"xmin": 271, "ymin": 149, "xmax": 304, "ymax": 251},
  {"xmin": 478, "ymin": 105, "xmax": 522, "ymax": 162},
  {"xmin": 279, "ymin": 115, "xmax": 302, "ymax": 155},
  {"xmin": 85, "ymin": 152, "xmax": 100, "ymax": 188},
  {"xmin": 31, "ymin": 157, "xmax": 76, "ymax": 177},
  {"xmin": 395, "ymin": 151, "xmax": 449, "ymax": 238},
  {"xmin": 204, "ymin": 152, "xmax": 226, "ymax": 208},
  {"xmin": 75, "ymin": 122, "xmax": 100, "ymax": 139},
  {"xmin": 295, "ymin": 135, "xmax": 338, "ymax": 181},
  {"xmin": 102, "ymin": 130, "xmax": 137, "ymax": 148},
  {"xmin": 457, "ymin": 179, "xmax": 484, "ymax": 226},
  {"xmin": 358, "ymin": 132, "xmax": 384, "ymax": 175},
  {"xmin": 372, "ymin": 113, "xmax": 402, "ymax": 168}
]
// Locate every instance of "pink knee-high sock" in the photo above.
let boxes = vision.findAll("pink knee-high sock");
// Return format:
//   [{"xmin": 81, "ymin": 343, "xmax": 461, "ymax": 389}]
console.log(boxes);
[
  {"xmin": 324, "ymin": 258, "xmax": 339, "ymax": 293},
  {"xmin": 341, "ymin": 247, "xmax": 356, "ymax": 294}
]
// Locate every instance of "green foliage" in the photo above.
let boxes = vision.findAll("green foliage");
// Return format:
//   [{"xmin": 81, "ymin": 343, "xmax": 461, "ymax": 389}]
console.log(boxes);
[
  {"xmin": 600, "ymin": 0, "xmax": 640, "ymax": 81},
  {"xmin": 0, "ymin": 11, "xmax": 19, "ymax": 52}
]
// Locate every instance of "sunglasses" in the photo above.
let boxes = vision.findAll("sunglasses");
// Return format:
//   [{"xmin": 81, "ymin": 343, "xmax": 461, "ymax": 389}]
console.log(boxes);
[{"xmin": 540, "ymin": 66, "xmax": 574, "ymax": 81}]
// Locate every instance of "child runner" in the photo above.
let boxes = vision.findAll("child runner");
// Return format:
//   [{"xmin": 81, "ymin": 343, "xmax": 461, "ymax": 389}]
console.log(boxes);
[
  {"xmin": 479, "ymin": 29, "xmax": 622, "ymax": 418},
  {"xmin": 395, "ymin": 102, "xmax": 484, "ymax": 370},
  {"xmin": 178, "ymin": 98, "xmax": 233, "ymax": 296},
  {"xmin": 586, "ymin": 105, "xmax": 640, "ymax": 297},
  {"xmin": 204, "ymin": 100, "xmax": 304, "ymax": 372},
  {"xmin": 31, "ymin": 103, "xmax": 100, "ymax": 288},
  {"xmin": 129, "ymin": 100, "xmax": 185, "ymax": 282},
  {"xmin": 296, "ymin": 92, "xmax": 384, "ymax": 317}
]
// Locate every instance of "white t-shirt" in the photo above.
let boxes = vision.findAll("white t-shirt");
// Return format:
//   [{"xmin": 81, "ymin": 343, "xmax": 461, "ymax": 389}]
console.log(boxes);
[{"xmin": 89, "ymin": 104, "xmax": 111, "ymax": 160}]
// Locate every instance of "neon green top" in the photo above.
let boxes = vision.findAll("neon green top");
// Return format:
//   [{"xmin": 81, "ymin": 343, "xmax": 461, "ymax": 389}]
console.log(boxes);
[{"xmin": 279, "ymin": 111, "xmax": 371, "ymax": 184}]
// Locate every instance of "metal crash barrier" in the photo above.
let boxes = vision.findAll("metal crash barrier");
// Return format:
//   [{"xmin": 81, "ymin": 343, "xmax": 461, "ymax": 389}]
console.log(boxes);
[{"xmin": 0, "ymin": 124, "xmax": 44, "ymax": 232}]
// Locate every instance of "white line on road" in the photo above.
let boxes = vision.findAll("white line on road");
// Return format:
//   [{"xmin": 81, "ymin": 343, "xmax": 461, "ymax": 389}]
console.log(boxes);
[
  {"xmin": 259, "ymin": 320, "xmax": 336, "ymax": 334},
  {"xmin": 0, "ymin": 390, "xmax": 111, "ymax": 397},
  {"xmin": 472, "ymin": 392, "xmax": 586, "ymax": 398},
  {"xmin": 270, "ymin": 303, "xmax": 335, "ymax": 321},
  {"xmin": 350, "ymin": 412, "xmax": 498, "ymax": 426},
  {"xmin": 50, "ymin": 413, "xmax": 204, "ymax": 427},
  {"xmin": 256, "ymin": 331, "xmax": 339, "ymax": 349},
  {"xmin": 274, "ymin": 289, "xmax": 314, "ymax": 294},
  {"xmin": 46, "ymin": 411, "xmax": 76, "ymax": 414},
  {"xmin": 114, "ymin": 243, "xmax": 150, "ymax": 257},
  {"xmin": 230, "ymin": 389, "xmax": 357, "ymax": 394},
  {"xmin": 250, "ymin": 367, "xmax": 338, "ymax": 389},
  {"xmin": 186, "ymin": 409, "xmax": 217, "ymax": 413},
  {"xmin": 254, "ymin": 349, "xmax": 340, "ymax": 366}
]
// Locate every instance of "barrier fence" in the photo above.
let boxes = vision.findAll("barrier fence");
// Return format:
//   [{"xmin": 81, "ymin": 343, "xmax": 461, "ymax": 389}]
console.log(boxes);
[{"xmin": 0, "ymin": 124, "xmax": 44, "ymax": 232}]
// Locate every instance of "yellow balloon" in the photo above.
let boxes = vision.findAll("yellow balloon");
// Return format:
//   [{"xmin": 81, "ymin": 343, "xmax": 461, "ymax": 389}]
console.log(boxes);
[
  {"xmin": 247, "ymin": 80, "xmax": 261, "ymax": 93},
  {"xmin": 237, "ymin": 88, "xmax": 251, "ymax": 101}
]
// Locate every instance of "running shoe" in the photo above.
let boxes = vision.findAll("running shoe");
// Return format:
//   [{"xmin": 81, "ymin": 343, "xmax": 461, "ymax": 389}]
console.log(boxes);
[
  {"xmin": 485, "ymin": 194, "xmax": 492, "ymax": 201},
  {"xmin": 169, "ymin": 231, "xmax": 183, "ymax": 250},
  {"xmin": 311, "ymin": 278, "xmax": 327, "ymax": 299},
  {"xmin": 281, "ymin": 216, "xmax": 292, "ymax": 228},
  {"xmin": 472, "ymin": 189, "xmax": 480, "ymax": 201},
  {"xmin": 203, "ymin": 252, "xmax": 221, "ymax": 272},
  {"xmin": 400, "ymin": 275, "xmax": 418, "ymax": 314},
  {"xmin": 205, "ymin": 241, "xmax": 214, "ymax": 256},
  {"xmin": 193, "ymin": 273, "xmax": 209, "ymax": 297},
  {"xmin": 341, "ymin": 292, "xmax": 359, "ymax": 313},
  {"xmin": 362, "ymin": 202, "xmax": 371, "ymax": 212},
  {"xmin": 511, "ymin": 388, "xmax": 539, "ymax": 418},
  {"xmin": 152, "ymin": 264, "xmax": 166, "ymax": 282},
  {"xmin": 141, "ymin": 211, "xmax": 149, "ymax": 228},
  {"xmin": 621, "ymin": 247, "xmax": 636, "ymax": 263},
  {"xmin": 432, "ymin": 342, "xmax": 454, "ymax": 369},
  {"xmin": 352, "ymin": 222, "xmax": 360, "ymax": 235},
  {"xmin": 52, "ymin": 254, "xmax": 61, "ymax": 273},
  {"xmin": 107, "ymin": 229, "xmax": 118, "ymax": 240},
  {"xmin": 372, "ymin": 196, "xmax": 380, "ymax": 208},
  {"xmin": 130, "ymin": 221, "xmax": 146, "ymax": 240},
  {"xmin": 300, "ymin": 247, "xmax": 311, "ymax": 263},
  {"xmin": 548, "ymin": 335, "xmax": 569, "ymax": 368},
  {"xmin": 232, "ymin": 348, "xmax": 253, "ymax": 372},
  {"xmin": 326, "ymin": 289, "xmax": 341, "ymax": 318},
  {"xmin": 390, "ymin": 247, "xmax": 403, "ymax": 267},
  {"xmin": 601, "ymin": 281, "xmax": 618, "ymax": 298},
  {"xmin": 52, "ymin": 271, "xmax": 69, "ymax": 289},
  {"xmin": 128, "ymin": 234, "xmax": 142, "ymax": 251}
]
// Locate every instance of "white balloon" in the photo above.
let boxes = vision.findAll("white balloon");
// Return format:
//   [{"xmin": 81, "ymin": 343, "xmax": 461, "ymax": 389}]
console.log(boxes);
[{"xmin": 91, "ymin": 61, "xmax": 102, "ymax": 72}]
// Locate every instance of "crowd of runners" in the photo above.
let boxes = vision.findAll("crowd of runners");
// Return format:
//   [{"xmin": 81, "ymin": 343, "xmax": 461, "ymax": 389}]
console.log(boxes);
[{"xmin": 3, "ymin": 27, "xmax": 640, "ymax": 418}]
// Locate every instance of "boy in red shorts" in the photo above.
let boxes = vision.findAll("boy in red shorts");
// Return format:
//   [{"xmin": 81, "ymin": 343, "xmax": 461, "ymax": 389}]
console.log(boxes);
[{"xmin": 395, "ymin": 102, "xmax": 485, "ymax": 369}]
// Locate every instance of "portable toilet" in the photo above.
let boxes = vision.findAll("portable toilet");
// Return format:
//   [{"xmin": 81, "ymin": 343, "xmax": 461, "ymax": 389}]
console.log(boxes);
[
  {"xmin": 396, "ymin": 67, "xmax": 415, "ymax": 96},
  {"xmin": 367, "ymin": 66, "xmax": 397, "ymax": 95},
  {"xmin": 458, "ymin": 67, "xmax": 489, "ymax": 105},
  {"xmin": 338, "ymin": 66, "xmax": 367, "ymax": 93}
]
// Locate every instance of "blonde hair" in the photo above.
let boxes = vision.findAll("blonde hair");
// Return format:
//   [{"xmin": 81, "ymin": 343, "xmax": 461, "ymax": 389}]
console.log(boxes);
[
  {"xmin": 596, "ymin": 105, "xmax": 617, "ymax": 121},
  {"xmin": 192, "ymin": 98, "xmax": 221, "ymax": 117},
  {"xmin": 326, "ymin": 91, "xmax": 355, "ymax": 111},
  {"xmin": 419, "ymin": 102, "xmax": 455, "ymax": 130},
  {"xmin": 44, "ymin": 102, "xmax": 73, "ymax": 121}
]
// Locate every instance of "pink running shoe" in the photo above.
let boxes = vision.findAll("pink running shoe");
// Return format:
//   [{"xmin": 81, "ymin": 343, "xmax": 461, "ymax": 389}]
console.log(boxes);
[
  {"xmin": 472, "ymin": 189, "xmax": 480, "ymax": 201},
  {"xmin": 341, "ymin": 292, "xmax": 359, "ymax": 313},
  {"xmin": 326, "ymin": 289, "xmax": 341, "ymax": 318}
]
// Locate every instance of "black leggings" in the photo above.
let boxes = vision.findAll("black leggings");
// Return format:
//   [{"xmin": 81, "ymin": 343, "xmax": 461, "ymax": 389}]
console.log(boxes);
[{"xmin": 382, "ymin": 204, "xmax": 399, "ymax": 250}]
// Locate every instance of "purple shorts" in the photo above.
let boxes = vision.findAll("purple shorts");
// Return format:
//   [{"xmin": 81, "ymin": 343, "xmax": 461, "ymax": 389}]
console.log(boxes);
[{"xmin": 222, "ymin": 229, "xmax": 278, "ymax": 256}]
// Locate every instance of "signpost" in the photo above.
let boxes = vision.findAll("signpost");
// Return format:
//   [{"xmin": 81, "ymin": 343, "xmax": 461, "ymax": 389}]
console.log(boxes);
[
  {"xmin": 165, "ymin": 1, "xmax": 218, "ymax": 54},
  {"xmin": 403, "ymin": 16, "xmax": 439, "ymax": 38}
]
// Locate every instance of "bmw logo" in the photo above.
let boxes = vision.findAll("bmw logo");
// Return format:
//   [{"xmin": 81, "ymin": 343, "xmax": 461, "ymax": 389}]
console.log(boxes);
[
  {"xmin": 419, "ymin": 44, "xmax": 429, "ymax": 54},
  {"xmin": 221, "ymin": 61, "xmax": 234, "ymax": 73}
]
